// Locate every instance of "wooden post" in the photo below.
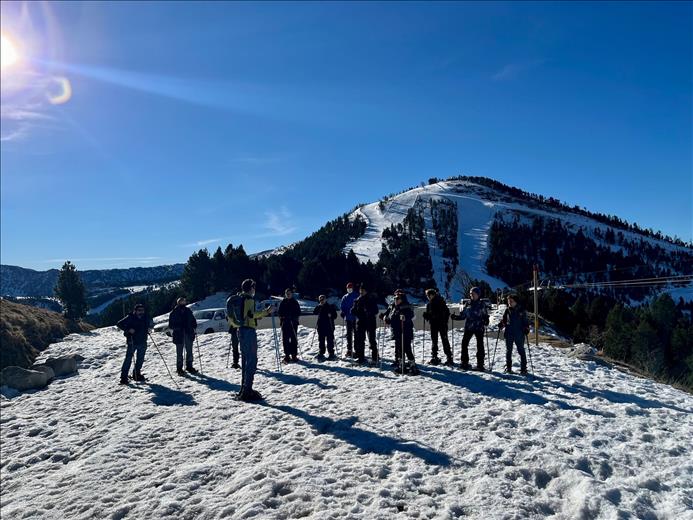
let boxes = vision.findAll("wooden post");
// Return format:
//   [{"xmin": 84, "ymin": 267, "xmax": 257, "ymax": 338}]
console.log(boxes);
[{"xmin": 533, "ymin": 264, "xmax": 539, "ymax": 346}]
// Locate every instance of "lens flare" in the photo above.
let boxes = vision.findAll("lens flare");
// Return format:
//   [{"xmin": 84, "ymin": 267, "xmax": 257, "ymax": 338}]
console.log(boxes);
[{"xmin": 1, "ymin": 33, "xmax": 20, "ymax": 70}]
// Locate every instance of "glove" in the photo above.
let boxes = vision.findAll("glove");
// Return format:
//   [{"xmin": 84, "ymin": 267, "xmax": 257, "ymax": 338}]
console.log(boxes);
[
  {"xmin": 450, "ymin": 314, "xmax": 459, "ymax": 321},
  {"xmin": 499, "ymin": 322, "xmax": 505, "ymax": 330},
  {"xmin": 340, "ymin": 312, "xmax": 345, "ymax": 319},
  {"xmin": 484, "ymin": 316, "xmax": 490, "ymax": 326},
  {"xmin": 385, "ymin": 317, "xmax": 391, "ymax": 325},
  {"xmin": 524, "ymin": 327, "xmax": 530, "ymax": 336},
  {"xmin": 422, "ymin": 311, "xmax": 431, "ymax": 320},
  {"xmin": 379, "ymin": 313, "xmax": 385, "ymax": 320}
]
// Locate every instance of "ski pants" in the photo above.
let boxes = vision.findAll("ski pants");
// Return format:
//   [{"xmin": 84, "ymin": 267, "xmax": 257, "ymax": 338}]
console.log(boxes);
[
  {"xmin": 121, "ymin": 339, "xmax": 146, "ymax": 379},
  {"xmin": 430, "ymin": 322, "xmax": 452, "ymax": 360},
  {"xmin": 239, "ymin": 327, "xmax": 258, "ymax": 392},
  {"xmin": 506, "ymin": 333, "xmax": 527, "ymax": 372},
  {"xmin": 175, "ymin": 334, "xmax": 194, "ymax": 371},
  {"xmin": 461, "ymin": 329, "xmax": 485, "ymax": 368},
  {"xmin": 355, "ymin": 321, "xmax": 377, "ymax": 360},
  {"xmin": 281, "ymin": 320, "xmax": 299, "ymax": 358},
  {"xmin": 318, "ymin": 328, "xmax": 335, "ymax": 355},
  {"xmin": 345, "ymin": 319, "xmax": 356, "ymax": 353},
  {"xmin": 393, "ymin": 329, "xmax": 415, "ymax": 362},
  {"xmin": 229, "ymin": 327, "xmax": 240, "ymax": 365}
]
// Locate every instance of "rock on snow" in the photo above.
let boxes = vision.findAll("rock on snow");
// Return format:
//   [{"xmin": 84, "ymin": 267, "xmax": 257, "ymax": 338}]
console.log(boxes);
[{"xmin": 1, "ymin": 324, "xmax": 692, "ymax": 519}]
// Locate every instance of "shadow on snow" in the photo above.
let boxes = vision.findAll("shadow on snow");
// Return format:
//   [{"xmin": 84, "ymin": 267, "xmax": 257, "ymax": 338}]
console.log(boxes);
[{"xmin": 265, "ymin": 403, "xmax": 452, "ymax": 467}]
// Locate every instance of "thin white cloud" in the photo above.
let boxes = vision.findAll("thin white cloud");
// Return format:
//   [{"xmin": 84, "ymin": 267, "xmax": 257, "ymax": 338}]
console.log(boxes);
[
  {"xmin": 492, "ymin": 60, "xmax": 544, "ymax": 81},
  {"xmin": 263, "ymin": 207, "xmax": 297, "ymax": 237}
]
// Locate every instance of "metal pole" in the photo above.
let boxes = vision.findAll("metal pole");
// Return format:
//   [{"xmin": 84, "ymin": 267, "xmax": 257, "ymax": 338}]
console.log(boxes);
[
  {"xmin": 533, "ymin": 264, "xmax": 539, "ymax": 347},
  {"xmin": 401, "ymin": 314, "xmax": 405, "ymax": 375},
  {"xmin": 148, "ymin": 333, "xmax": 181, "ymax": 389},
  {"xmin": 491, "ymin": 328, "xmax": 501, "ymax": 372},
  {"xmin": 195, "ymin": 335, "xmax": 204, "ymax": 374},
  {"xmin": 526, "ymin": 333, "xmax": 534, "ymax": 374},
  {"xmin": 270, "ymin": 314, "xmax": 282, "ymax": 372}
]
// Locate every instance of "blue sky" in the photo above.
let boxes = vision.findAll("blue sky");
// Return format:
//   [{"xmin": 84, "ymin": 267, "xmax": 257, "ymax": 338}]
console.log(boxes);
[{"xmin": 1, "ymin": 1, "xmax": 691, "ymax": 270}]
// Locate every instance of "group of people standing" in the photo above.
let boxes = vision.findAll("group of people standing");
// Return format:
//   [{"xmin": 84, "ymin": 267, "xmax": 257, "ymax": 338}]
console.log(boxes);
[{"xmin": 116, "ymin": 278, "xmax": 531, "ymax": 403}]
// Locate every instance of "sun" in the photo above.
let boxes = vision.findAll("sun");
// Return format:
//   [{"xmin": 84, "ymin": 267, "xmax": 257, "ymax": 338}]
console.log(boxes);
[{"xmin": 1, "ymin": 33, "xmax": 20, "ymax": 70}]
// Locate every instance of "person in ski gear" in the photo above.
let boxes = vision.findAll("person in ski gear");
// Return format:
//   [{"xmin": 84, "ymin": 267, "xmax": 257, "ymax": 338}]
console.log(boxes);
[
  {"xmin": 278, "ymin": 288, "xmax": 301, "ymax": 363},
  {"xmin": 226, "ymin": 292, "xmax": 241, "ymax": 369},
  {"xmin": 168, "ymin": 297, "xmax": 198, "ymax": 375},
  {"xmin": 385, "ymin": 293, "xmax": 417, "ymax": 373},
  {"xmin": 499, "ymin": 294, "xmax": 530, "ymax": 374},
  {"xmin": 117, "ymin": 303, "xmax": 153, "ymax": 384},
  {"xmin": 451, "ymin": 287, "xmax": 489, "ymax": 370},
  {"xmin": 340, "ymin": 282, "xmax": 358, "ymax": 357},
  {"xmin": 381, "ymin": 289, "xmax": 404, "ymax": 365},
  {"xmin": 351, "ymin": 284, "xmax": 379, "ymax": 365},
  {"xmin": 423, "ymin": 288, "xmax": 453, "ymax": 366},
  {"xmin": 237, "ymin": 278, "xmax": 272, "ymax": 401},
  {"xmin": 313, "ymin": 295, "xmax": 338, "ymax": 361}
]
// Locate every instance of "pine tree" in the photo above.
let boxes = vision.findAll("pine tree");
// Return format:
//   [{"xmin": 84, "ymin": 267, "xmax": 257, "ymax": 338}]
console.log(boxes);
[
  {"xmin": 54, "ymin": 261, "xmax": 88, "ymax": 321},
  {"xmin": 181, "ymin": 249, "xmax": 213, "ymax": 302}
]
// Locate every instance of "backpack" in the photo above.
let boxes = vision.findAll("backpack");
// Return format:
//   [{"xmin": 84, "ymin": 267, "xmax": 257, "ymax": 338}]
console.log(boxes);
[{"xmin": 226, "ymin": 294, "xmax": 245, "ymax": 328}]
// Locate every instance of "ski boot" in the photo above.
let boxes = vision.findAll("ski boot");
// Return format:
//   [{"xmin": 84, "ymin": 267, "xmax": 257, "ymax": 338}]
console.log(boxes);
[
  {"xmin": 327, "ymin": 352, "xmax": 337, "ymax": 361},
  {"xmin": 119, "ymin": 377, "xmax": 129, "ymax": 385},
  {"xmin": 407, "ymin": 361, "xmax": 420, "ymax": 375},
  {"xmin": 176, "ymin": 368, "xmax": 186, "ymax": 376},
  {"xmin": 231, "ymin": 362, "xmax": 240, "ymax": 369},
  {"xmin": 460, "ymin": 363, "xmax": 472, "ymax": 371},
  {"xmin": 428, "ymin": 357, "xmax": 441, "ymax": 366},
  {"xmin": 132, "ymin": 371, "xmax": 147, "ymax": 382},
  {"xmin": 187, "ymin": 367, "xmax": 199, "ymax": 375},
  {"xmin": 443, "ymin": 358, "xmax": 455, "ymax": 367},
  {"xmin": 316, "ymin": 353, "xmax": 326, "ymax": 362},
  {"xmin": 282, "ymin": 355, "xmax": 291, "ymax": 364}
]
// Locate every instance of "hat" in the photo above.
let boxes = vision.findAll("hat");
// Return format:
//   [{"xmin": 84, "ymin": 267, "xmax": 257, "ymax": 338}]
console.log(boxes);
[
  {"xmin": 470, "ymin": 286, "xmax": 481, "ymax": 296},
  {"xmin": 346, "ymin": 282, "xmax": 354, "ymax": 289},
  {"xmin": 394, "ymin": 288, "xmax": 405, "ymax": 295},
  {"xmin": 241, "ymin": 279, "xmax": 256, "ymax": 292}
]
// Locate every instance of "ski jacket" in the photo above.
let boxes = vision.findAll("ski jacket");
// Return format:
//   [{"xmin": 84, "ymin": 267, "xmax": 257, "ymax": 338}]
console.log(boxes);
[
  {"xmin": 501, "ymin": 306, "xmax": 529, "ymax": 340},
  {"xmin": 424, "ymin": 294, "xmax": 450, "ymax": 327},
  {"xmin": 117, "ymin": 313, "xmax": 153, "ymax": 345},
  {"xmin": 351, "ymin": 293, "xmax": 379, "ymax": 327},
  {"xmin": 168, "ymin": 305, "xmax": 197, "ymax": 344},
  {"xmin": 453, "ymin": 299, "xmax": 489, "ymax": 333},
  {"xmin": 313, "ymin": 303, "xmax": 337, "ymax": 334},
  {"xmin": 387, "ymin": 300, "xmax": 415, "ymax": 338},
  {"xmin": 240, "ymin": 293, "xmax": 270, "ymax": 329},
  {"xmin": 340, "ymin": 291, "xmax": 358, "ymax": 322},
  {"xmin": 278, "ymin": 297, "xmax": 301, "ymax": 326}
]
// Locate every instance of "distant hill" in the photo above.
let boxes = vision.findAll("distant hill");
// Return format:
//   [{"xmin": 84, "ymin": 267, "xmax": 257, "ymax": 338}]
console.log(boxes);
[
  {"xmin": 0, "ymin": 299, "xmax": 93, "ymax": 370},
  {"xmin": 0, "ymin": 263, "xmax": 185, "ymax": 298}
]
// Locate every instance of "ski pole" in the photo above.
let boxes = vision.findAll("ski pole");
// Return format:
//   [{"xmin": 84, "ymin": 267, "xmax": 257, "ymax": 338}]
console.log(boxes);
[
  {"xmin": 195, "ymin": 335, "xmax": 204, "ymax": 374},
  {"xmin": 422, "ymin": 316, "xmax": 426, "ymax": 364},
  {"xmin": 270, "ymin": 314, "xmax": 282, "ymax": 372},
  {"xmin": 148, "ymin": 333, "xmax": 180, "ymax": 390},
  {"xmin": 526, "ymin": 333, "xmax": 534, "ymax": 374},
  {"xmin": 451, "ymin": 316, "xmax": 455, "ymax": 365},
  {"xmin": 226, "ymin": 331, "xmax": 232, "ymax": 368},
  {"xmin": 484, "ymin": 327, "xmax": 489, "ymax": 371},
  {"xmin": 296, "ymin": 319, "xmax": 303, "ymax": 359},
  {"xmin": 377, "ymin": 320, "xmax": 382, "ymax": 371},
  {"xmin": 401, "ymin": 314, "xmax": 406, "ymax": 375},
  {"xmin": 491, "ymin": 328, "xmax": 501, "ymax": 371}
]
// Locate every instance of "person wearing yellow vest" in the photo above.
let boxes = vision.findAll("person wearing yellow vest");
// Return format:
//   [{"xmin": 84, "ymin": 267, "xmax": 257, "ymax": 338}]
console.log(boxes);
[{"xmin": 237, "ymin": 278, "xmax": 272, "ymax": 402}]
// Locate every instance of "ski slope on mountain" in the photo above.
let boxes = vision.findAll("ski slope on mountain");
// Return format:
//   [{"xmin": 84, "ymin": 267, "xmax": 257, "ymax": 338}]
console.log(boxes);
[
  {"xmin": 2, "ymin": 309, "xmax": 692, "ymax": 519},
  {"xmin": 345, "ymin": 180, "xmax": 692, "ymax": 301}
]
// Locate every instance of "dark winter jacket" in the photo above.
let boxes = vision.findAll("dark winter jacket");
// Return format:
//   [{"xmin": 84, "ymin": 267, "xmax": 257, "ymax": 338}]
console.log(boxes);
[
  {"xmin": 117, "ymin": 313, "xmax": 153, "ymax": 345},
  {"xmin": 452, "ymin": 299, "xmax": 489, "ymax": 333},
  {"xmin": 501, "ymin": 305, "xmax": 529, "ymax": 340},
  {"xmin": 313, "ymin": 303, "xmax": 338, "ymax": 334},
  {"xmin": 278, "ymin": 297, "xmax": 301, "ymax": 327},
  {"xmin": 340, "ymin": 291, "xmax": 358, "ymax": 322},
  {"xmin": 351, "ymin": 293, "xmax": 379, "ymax": 328},
  {"xmin": 386, "ymin": 300, "xmax": 415, "ymax": 338},
  {"xmin": 424, "ymin": 294, "xmax": 450, "ymax": 327},
  {"xmin": 168, "ymin": 305, "xmax": 197, "ymax": 344}
]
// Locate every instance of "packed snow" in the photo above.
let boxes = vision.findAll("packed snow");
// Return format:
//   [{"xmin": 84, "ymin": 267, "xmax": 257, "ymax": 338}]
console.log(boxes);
[{"xmin": 2, "ymin": 305, "xmax": 692, "ymax": 520}]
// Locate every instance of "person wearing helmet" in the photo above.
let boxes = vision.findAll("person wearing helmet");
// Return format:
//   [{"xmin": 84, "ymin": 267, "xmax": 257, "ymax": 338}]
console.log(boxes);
[{"xmin": 451, "ymin": 286, "xmax": 489, "ymax": 370}]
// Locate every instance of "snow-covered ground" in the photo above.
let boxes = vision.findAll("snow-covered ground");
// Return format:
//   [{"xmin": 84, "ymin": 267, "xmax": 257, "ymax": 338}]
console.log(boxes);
[{"xmin": 2, "ymin": 314, "xmax": 692, "ymax": 520}]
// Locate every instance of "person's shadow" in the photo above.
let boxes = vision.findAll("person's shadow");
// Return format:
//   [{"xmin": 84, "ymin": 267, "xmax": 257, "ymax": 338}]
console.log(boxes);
[
  {"xmin": 187, "ymin": 372, "xmax": 240, "ymax": 394},
  {"xmin": 263, "ymin": 403, "xmax": 452, "ymax": 467},
  {"xmin": 258, "ymin": 369, "xmax": 337, "ymax": 390},
  {"xmin": 144, "ymin": 383, "xmax": 196, "ymax": 407}
]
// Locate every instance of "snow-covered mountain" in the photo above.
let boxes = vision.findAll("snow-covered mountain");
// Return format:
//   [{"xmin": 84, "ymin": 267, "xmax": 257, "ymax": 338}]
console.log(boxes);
[
  {"xmin": 1, "ymin": 308, "xmax": 691, "ymax": 519},
  {"xmin": 0, "ymin": 264, "xmax": 185, "ymax": 298},
  {"xmin": 344, "ymin": 178, "xmax": 692, "ymax": 301}
]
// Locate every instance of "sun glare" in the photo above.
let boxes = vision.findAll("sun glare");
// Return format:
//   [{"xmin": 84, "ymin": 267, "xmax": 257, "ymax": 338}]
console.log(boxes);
[{"xmin": 1, "ymin": 33, "xmax": 20, "ymax": 70}]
